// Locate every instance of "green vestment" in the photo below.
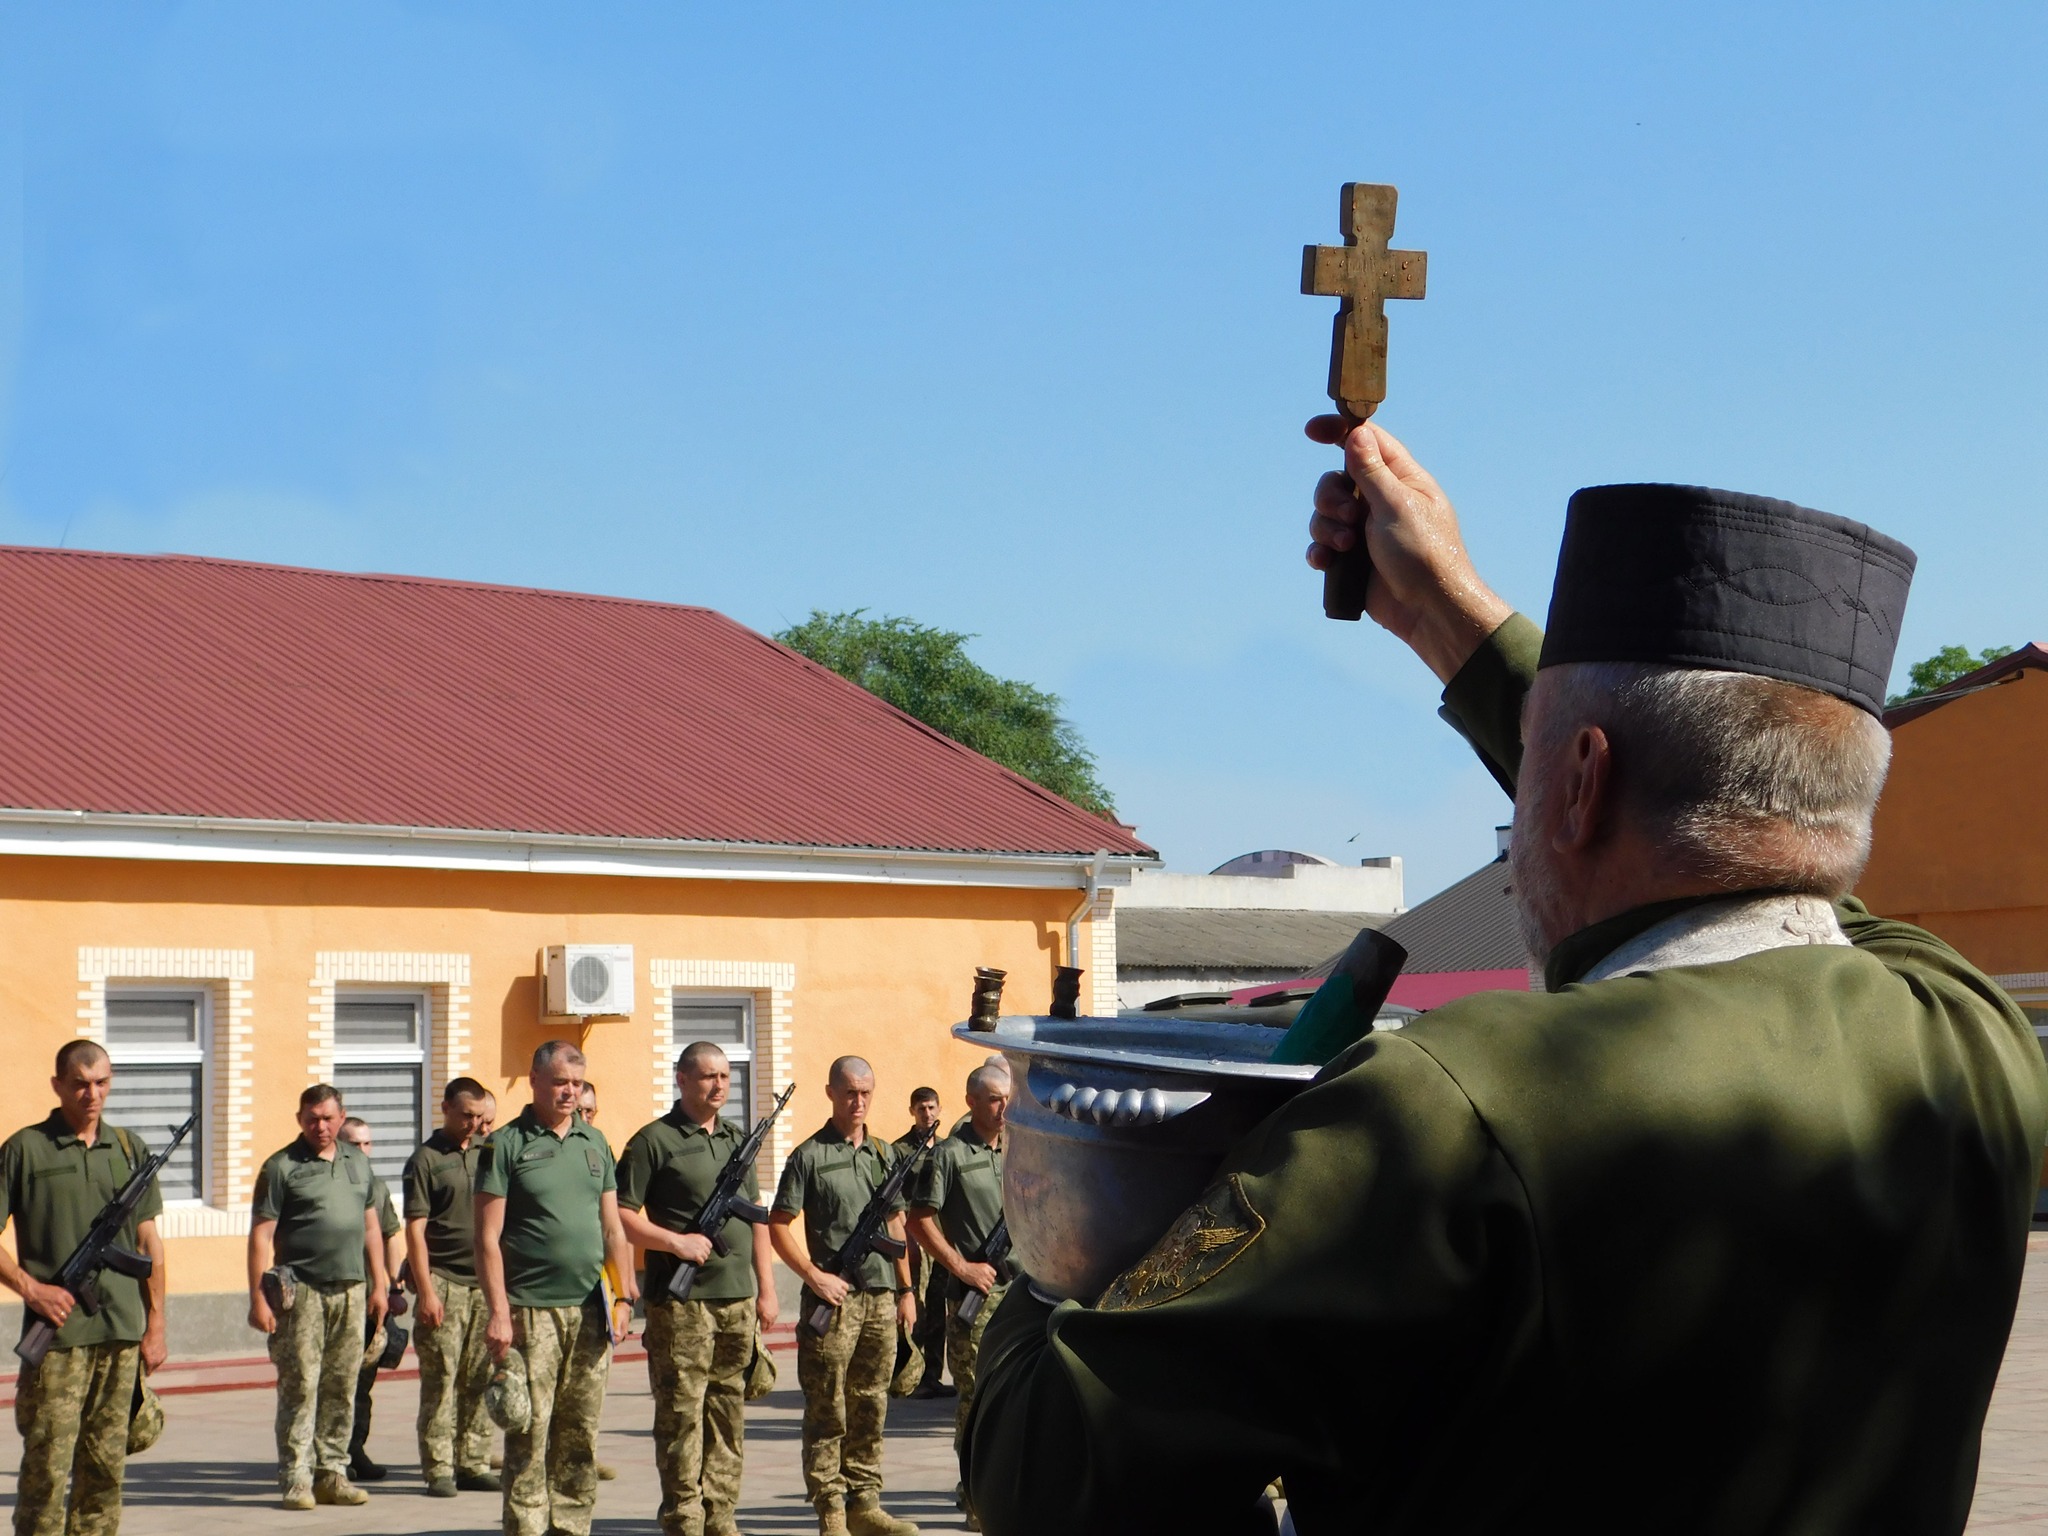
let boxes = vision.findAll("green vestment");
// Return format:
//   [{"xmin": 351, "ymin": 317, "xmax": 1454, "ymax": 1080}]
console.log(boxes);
[{"xmin": 962, "ymin": 614, "xmax": 2048, "ymax": 1536}]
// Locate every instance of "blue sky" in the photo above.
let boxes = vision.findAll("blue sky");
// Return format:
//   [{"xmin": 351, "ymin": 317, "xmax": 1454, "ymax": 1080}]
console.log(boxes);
[{"xmin": 2, "ymin": 3, "xmax": 2043, "ymax": 903}]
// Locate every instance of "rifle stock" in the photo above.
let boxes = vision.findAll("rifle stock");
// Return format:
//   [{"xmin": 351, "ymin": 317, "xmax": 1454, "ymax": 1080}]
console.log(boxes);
[{"xmin": 954, "ymin": 1217, "xmax": 1011, "ymax": 1326}]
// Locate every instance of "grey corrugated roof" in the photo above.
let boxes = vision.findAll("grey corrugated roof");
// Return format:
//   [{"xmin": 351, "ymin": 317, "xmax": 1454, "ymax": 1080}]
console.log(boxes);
[
  {"xmin": 1375, "ymin": 856, "xmax": 1531, "ymax": 973},
  {"xmin": 1117, "ymin": 908, "xmax": 1391, "ymax": 970}
]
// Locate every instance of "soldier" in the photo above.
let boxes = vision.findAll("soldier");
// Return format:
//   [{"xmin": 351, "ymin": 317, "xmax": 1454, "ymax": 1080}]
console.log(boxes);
[
  {"xmin": 249, "ymin": 1084, "xmax": 390, "ymax": 1511},
  {"xmin": 476, "ymin": 1041, "xmax": 638, "ymax": 1536},
  {"xmin": 962, "ymin": 429, "xmax": 2048, "ymax": 1534},
  {"xmin": 769, "ymin": 1057, "xmax": 921, "ymax": 1536},
  {"xmin": 579, "ymin": 1081, "xmax": 600, "ymax": 1128},
  {"xmin": 0, "ymin": 1040, "xmax": 168, "ymax": 1536},
  {"xmin": 896, "ymin": 1088, "xmax": 949, "ymax": 1400},
  {"xmin": 905, "ymin": 1064, "xmax": 1010, "ymax": 1530},
  {"xmin": 618, "ymin": 1042, "xmax": 780, "ymax": 1536},
  {"xmin": 337, "ymin": 1115, "xmax": 406, "ymax": 1484},
  {"xmin": 403, "ymin": 1076, "xmax": 498, "ymax": 1497}
]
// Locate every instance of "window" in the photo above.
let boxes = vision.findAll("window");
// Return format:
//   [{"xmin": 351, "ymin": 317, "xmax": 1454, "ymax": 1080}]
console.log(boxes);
[
  {"xmin": 673, "ymin": 997, "xmax": 755, "ymax": 1126},
  {"xmin": 104, "ymin": 990, "xmax": 208, "ymax": 1203},
  {"xmin": 333, "ymin": 992, "xmax": 429, "ymax": 1187}
]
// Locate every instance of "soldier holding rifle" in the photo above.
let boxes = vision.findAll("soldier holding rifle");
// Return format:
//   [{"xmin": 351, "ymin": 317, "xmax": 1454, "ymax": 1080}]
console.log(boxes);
[
  {"xmin": 905, "ymin": 1063, "xmax": 1010, "ymax": 1531},
  {"xmin": 0, "ymin": 1040, "xmax": 169, "ymax": 1536},
  {"xmin": 769, "ymin": 1057, "xmax": 922, "ymax": 1536},
  {"xmin": 617, "ymin": 1043, "xmax": 784, "ymax": 1536}
]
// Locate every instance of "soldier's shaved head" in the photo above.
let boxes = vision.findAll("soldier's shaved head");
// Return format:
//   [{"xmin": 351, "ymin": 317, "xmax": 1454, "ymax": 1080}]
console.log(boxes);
[
  {"xmin": 54, "ymin": 1039, "xmax": 109, "ymax": 1078},
  {"xmin": 828, "ymin": 1056, "xmax": 875, "ymax": 1089}
]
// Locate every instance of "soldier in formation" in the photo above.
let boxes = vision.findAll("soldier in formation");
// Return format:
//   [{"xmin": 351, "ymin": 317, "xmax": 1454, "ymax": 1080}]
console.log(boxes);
[
  {"xmin": 337, "ymin": 1115, "xmax": 406, "ymax": 1484},
  {"xmin": 618, "ymin": 1041, "xmax": 780, "ymax": 1536},
  {"xmin": 770, "ymin": 1057, "xmax": 921, "ymax": 1536},
  {"xmin": 248, "ymin": 1084, "xmax": 390, "ymax": 1510},
  {"xmin": 960, "ymin": 428, "xmax": 2048, "ymax": 1534},
  {"xmin": 905, "ymin": 1063, "xmax": 1010, "ymax": 1531},
  {"xmin": 0, "ymin": 1041, "xmax": 168, "ymax": 1536},
  {"xmin": 403, "ymin": 1075, "xmax": 499, "ymax": 1496},
  {"xmin": 895, "ymin": 1087, "xmax": 949, "ymax": 1400},
  {"xmin": 476, "ymin": 1040, "xmax": 637, "ymax": 1536}
]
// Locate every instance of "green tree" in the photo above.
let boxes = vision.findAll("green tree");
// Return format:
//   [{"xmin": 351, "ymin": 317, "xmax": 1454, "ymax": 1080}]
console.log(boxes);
[
  {"xmin": 1887, "ymin": 643, "xmax": 2015, "ymax": 707},
  {"xmin": 776, "ymin": 610, "xmax": 1117, "ymax": 817}
]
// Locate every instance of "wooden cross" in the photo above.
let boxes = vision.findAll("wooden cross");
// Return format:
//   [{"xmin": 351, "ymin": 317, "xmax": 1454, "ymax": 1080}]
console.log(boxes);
[{"xmin": 1301, "ymin": 183, "xmax": 1427, "ymax": 420}]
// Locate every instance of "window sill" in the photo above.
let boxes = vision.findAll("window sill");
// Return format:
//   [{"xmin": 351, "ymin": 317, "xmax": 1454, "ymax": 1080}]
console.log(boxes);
[{"xmin": 154, "ymin": 1205, "xmax": 251, "ymax": 1239}]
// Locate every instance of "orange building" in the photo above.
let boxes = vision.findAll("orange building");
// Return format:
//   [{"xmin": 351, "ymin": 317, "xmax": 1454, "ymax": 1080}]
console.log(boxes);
[
  {"xmin": 1859, "ymin": 643, "xmax": 2048, "ymax": 1053},
  {"xmin": 0, "ymin": 547, "xmax": 1152, "ymax": 1348}
]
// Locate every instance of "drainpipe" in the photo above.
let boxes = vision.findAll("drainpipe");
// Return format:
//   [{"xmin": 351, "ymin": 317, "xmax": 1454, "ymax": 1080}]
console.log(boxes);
[{"xmin": 1065, "ymin": 849, "xmax": 1110, "ymax": 972}]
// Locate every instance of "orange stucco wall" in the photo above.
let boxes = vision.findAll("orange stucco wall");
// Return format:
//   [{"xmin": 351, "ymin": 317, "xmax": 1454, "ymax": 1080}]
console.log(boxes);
[
  {"xmin": 0, "ymin": 852, "xmax": 1091, "ymax": 1296},
  {"xmin": 1858, "ymin": 668, "xmax": 2048, "ymax": 974}
]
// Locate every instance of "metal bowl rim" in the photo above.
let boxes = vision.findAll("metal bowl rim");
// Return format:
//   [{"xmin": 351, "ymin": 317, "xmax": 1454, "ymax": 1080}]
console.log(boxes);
[{"xmin": 953, "ymin": 1016, "xmax": 1319, "ymax": 1082}]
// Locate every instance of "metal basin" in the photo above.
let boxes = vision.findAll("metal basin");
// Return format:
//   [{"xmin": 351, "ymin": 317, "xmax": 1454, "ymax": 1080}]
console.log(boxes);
[{"xmin": 960, "ymin": 1014, "xmax": 1317, "ymax": 1303}]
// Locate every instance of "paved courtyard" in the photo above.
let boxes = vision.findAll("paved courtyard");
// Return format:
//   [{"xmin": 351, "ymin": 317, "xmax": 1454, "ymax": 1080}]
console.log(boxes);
[{"xmin": 7, "ymin": 1245, "xmax": 2048, "ymax": 1533}]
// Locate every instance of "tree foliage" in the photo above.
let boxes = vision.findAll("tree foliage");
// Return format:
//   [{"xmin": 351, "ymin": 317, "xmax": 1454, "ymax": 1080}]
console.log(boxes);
[
  {"xmin": 776, "ymin": 610, "xmax": 1117, "ymax": 817},
  {"xmin": 1887, "ymin": 643, "xmax": 2015, "ymax": 707}
]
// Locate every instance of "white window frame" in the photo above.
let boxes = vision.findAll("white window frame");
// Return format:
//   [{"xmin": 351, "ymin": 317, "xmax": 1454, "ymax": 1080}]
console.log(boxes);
[
  {"xmin": 332, "ymin": 987, "xmax": 434, "ymax": 1148},
  {"xmin": 671, "ymin": 992, "xmax": 757, "ymax": 1123},
  {"xmin": 103, "ymin": 985, "xmax": 213, "ymax": 1207}
]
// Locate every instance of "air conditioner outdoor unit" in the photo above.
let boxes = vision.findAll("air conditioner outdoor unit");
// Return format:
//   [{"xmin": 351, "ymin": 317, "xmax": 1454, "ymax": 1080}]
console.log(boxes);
[{"xmin": 545, "ymin": 944, "xmax": 635, "ymax": 1017}]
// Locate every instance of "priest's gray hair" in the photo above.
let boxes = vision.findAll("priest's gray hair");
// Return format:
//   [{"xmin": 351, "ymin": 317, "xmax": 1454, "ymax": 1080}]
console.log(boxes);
[{"xmin": 1530, "ymin": 662, "xmax": 1893, "ymax": 894}]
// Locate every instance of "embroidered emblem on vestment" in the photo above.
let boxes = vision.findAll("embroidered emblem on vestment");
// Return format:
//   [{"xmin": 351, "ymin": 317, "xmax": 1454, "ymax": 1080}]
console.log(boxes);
[{"xmin": 1096, "ymin": 1174, "xmax": 1264, "ymax": 1312}]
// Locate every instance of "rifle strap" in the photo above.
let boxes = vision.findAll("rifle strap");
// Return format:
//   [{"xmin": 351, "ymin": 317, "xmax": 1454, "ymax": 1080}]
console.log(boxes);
[{"xmin": 112, "ymin": 1125, "xmax": 139, "ymax": 1176}]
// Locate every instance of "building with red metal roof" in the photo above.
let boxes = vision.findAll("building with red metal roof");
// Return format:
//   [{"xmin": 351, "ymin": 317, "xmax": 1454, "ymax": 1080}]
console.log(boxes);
[{"xmin": 0, "ymin": 546, "xmax": 1152, "ymax": 1348}]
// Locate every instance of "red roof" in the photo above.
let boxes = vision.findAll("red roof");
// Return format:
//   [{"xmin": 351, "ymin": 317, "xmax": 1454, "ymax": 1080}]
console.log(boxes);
[
  {"xmin": 1884, "ymin": 643, "xmax": 2048, "ymax": 729},
  {"xmin": 0, "ymin": 547, "xmax": 1152, "ymax": 859}
]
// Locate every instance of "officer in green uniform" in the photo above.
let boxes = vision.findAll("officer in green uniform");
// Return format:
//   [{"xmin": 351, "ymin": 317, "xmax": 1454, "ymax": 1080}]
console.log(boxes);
[
  {"xmin": 0, "ymin": 1040, "xmax": 168, "ymax": 1536},
  {"xmin": 337, "ymin": 1115, "xmax": 407, "ymax": 1484},
  {"xmin": 249, "ymin": 1083, "xmax": 390, "ymax": 1511},
  {"xmin": 961, "ymin": 423, "xmax": 2048, "ymax": 1536},
  {"xmin": 907, "ymin": 1064, "xmax": 1012, "ymax": 1532},
  {"xmin": 769, "ymin": 1057, "xmax": 922, "ymax": 1536},
  {"xmin": 476, "ymin": 1040, "xmax": 638, "ymax": 1536},
  {"xmin": 404, "ymin": 1075, "xmax": 497, "ymax": 1497},
  {"xmin": 896, "ymin": 1088, "xmax": 947, "ymax": 1400},
  {"xmin": 619, "ymin": 1042, "xmax": 780, "ymax": 1536}
]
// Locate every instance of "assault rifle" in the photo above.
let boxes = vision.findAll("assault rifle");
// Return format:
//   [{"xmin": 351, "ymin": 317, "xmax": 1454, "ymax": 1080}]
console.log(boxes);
[
  {"xmin": 17, "ymin": 1113, "xmax": 196, "ymax": 1367},
  {"xmin": 804, "ymin": 1122, "xmax": 938, "ymax": 1335},
  {"xmin": 667, "ymin": 1082, "xmax": 797, "ymax": 1304},
  {"xmin": 953, "ymin": 1217, "xmax": 1010, "ymax": 1326}
]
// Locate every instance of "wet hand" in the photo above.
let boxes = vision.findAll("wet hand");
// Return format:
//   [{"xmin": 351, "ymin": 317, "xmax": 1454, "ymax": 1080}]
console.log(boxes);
[
  {"xmin": 960, "ymin": 1262, "xmax": 998, "ymax": 1296},
  {"xmin": 810, "ymin": 1272, "xmax": 851, "ymax": 1309},
  {"xmin": 22, "ymin": 1278, "xmax": 74, "ymax": 1329},
  {"xmin": 674, "ymin": 1233, "xmax": 716, "ymax": 1266}
]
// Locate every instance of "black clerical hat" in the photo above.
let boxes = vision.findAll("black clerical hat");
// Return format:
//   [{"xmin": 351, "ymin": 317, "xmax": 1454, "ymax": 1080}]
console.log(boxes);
[{"xmin": 1537, "ymin": 484, "xmax": 1915, "ymax": 718}]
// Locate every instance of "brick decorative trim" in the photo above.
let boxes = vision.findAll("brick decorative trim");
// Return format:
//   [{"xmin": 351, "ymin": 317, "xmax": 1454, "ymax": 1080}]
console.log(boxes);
[
  {"xmin": 78, "ymin": 947, "xmax": 257, "ymax": 1211},
  {"xmin": 1084, "ymin": 888, "xmax": 1119, "ymax": 1018},
  {"xmin": 649, "ymin": 959, "xmax": 797, "ymax": 1189},
  {"xmin": 309, "ymin": 952, "xmax": 473, "ymax": 1096}
]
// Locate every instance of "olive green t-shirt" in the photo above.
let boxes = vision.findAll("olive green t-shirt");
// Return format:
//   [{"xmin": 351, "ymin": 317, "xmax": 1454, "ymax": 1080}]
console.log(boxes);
[
  {"xmin": 402, "ymin": 1131, "xmax": 481, "ymax": 1286},
  {"xmin": 476, "ymin": 1107, "xmax": 616, "ymax": 1309},
  {"xmin": 907, "ymin": 1121, "xmax": 1005, "ymax": 1262},
  {"xmin": 252, "ymin": 1138, "xmax": 377, "ymax": 1290},
  {"xmin": 616, "ymin": 1104, "xmax": 760, "ymax": 1303},
  {"xmin": 772, "ymin": 1121, "xmax": 912, "ymax": 1294},
  {"xmin": 0, "ymin": 1113, "xmax": 162, "ymax": 1348}
]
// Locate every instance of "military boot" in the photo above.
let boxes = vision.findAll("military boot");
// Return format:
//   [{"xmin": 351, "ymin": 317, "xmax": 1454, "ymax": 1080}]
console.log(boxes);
[
  {"xmin": 279, "ymin": 1484, "xmax": 315, "ymax": 1512},
  {"xmin": 846, "ymin": 1493, "xmax": 919, "ymax": 1536},
  {"xmin": 816, "ymin": 1498, "xmax": 850, "ymax": 1536},
  {"xmin": 313, "ymin": 1471, "xmax": 369, "ymax": 1506}
]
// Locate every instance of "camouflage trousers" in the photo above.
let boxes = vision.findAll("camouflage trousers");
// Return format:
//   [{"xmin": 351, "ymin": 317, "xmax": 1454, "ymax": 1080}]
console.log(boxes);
[
  {"xmin": 795, "ymin": 1289, "xmax": 894, "ymax": 1510},
  {"xmin": 503, "ymin": 1301, "xmax": 612, "ymax": 1536},
  {"xmin": 268, "ymin": 1282, "xmax": 364, "ymax": 1490},
  {"xmin": 12, "ymin": 1341, "xmax": 138, "ymax": 1536},
  {"xmin": 415, "ymin": 1275, "xmax": 494, "ymax": 1480},
  {"xmin": 644, "ymin": 1296, "xmax": 753, "ymax": 1536},
  {"xmin": 946, "ymin": 1280, "xmax": 1007, "ymax": 1450}
]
